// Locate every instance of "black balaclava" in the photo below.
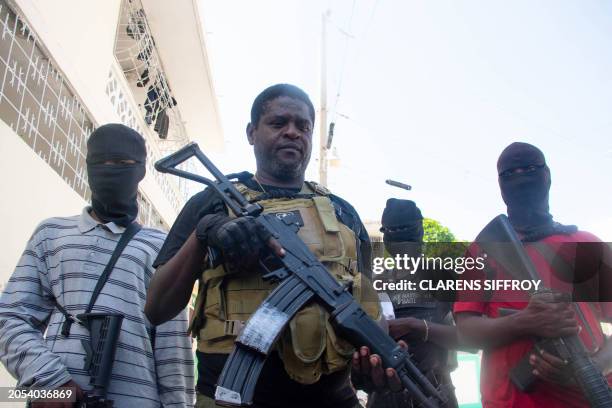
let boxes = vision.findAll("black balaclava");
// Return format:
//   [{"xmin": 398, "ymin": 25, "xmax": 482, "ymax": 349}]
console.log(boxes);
[
  {"xmin": 497, "ymin": 142, "xmax": 552, "ymax": 233},
  {"xmin": 497, "ymin": 142, "xmax": 577, "ymax": 241},
  {"xmin": 381, "ymin": 198, "xmax": 424, "ymax": 241},
  {"xmin": 381, "ymin": 199, "xmax": 424, "ymax": 257},
  {"xmin": 86, "ymin": 124, "xmax": 146, "ymax": 227}
]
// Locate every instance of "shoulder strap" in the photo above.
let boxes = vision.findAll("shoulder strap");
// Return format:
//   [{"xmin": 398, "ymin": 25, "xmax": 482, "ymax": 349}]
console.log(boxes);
[
  {"xmin": 60, "ymin": 222, "xmax": 142, "ymax": 336},
  {"xmin": 85, "ymin": 222, "xmax": 142, "ymax": 314},
  {"xmin": 304, "ymin": 180, "xmax": 331, "ymax": 196}
]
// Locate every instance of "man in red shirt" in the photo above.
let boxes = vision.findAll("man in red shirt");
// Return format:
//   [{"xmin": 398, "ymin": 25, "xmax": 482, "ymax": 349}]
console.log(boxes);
[{"xmin": 454, "ymin": 142, "xmax": 612, "ymax": 407}]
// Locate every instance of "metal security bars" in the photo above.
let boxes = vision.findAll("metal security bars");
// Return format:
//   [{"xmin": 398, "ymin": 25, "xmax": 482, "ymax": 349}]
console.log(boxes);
[
  {"xmin": 0, "ymin": 0, "xmax": 171, "ymax": 229},
  {"xmin": 0, "ymin": 0, "xmax": 94, "ymax": 200}
]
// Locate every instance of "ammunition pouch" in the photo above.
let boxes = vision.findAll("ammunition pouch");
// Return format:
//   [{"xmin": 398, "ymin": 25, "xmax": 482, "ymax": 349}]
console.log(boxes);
[{"xmin": 190, "ymin": 181, "xmax": 379, "ymax": 382}]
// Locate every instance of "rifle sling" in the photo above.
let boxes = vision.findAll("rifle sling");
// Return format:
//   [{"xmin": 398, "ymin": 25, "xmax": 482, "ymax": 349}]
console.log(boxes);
[{"xmin": 58, "ymin": 222, "xmax": 142, "ymax": 336}]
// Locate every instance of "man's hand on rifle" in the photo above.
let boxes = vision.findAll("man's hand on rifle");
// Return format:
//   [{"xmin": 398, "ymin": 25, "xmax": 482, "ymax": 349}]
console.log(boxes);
[
  {"xmin": 530, "ymin": 348, "xmax": 576, "ymax": 387},
  {"xmin": 352, "ymin": 341, "xmax": 407, "ymax": 392},
  {"xmin": 516, "ymin": 293, "xmax": 579, "ymax": 338},
  {"xmin": 30, "ymin": 380, "xmax": 84, "ymax": 408},
  {"xmin": 389, "ymin": 317, "xmax": 427, "ymax": 342},
  {"xmin": 196, "ymin": 214, "xmax": 285, "ymax": 270}
]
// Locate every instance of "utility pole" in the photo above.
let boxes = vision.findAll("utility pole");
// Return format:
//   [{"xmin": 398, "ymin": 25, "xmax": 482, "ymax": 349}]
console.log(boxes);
[{"xmin": 319, "ymin": 11, "xmax": 328, "ymax": 186}]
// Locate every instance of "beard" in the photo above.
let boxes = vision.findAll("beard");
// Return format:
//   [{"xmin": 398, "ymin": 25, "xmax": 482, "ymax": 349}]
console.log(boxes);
[{"xmin": 254, "ymin": 144, "xmax": 311, "ymax": 181}]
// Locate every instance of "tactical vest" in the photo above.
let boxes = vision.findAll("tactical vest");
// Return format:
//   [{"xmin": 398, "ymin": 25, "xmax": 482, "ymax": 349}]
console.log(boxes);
[{"xmin": 190, "ymin": 180, "xmax": 380, "ymax": 384}]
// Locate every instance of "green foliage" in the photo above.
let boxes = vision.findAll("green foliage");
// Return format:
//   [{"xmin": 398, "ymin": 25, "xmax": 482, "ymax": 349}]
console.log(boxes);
[
  {"xmin": 380, "ymin": 218, "xmax": 466, "ymax": 259},
  {"xmin": 423, "ymin": 218, "xmax": 456, "ymax": 243},
  {"xmin": 422, "ymin": 218, "xmax": 466, "ymax": 258}
]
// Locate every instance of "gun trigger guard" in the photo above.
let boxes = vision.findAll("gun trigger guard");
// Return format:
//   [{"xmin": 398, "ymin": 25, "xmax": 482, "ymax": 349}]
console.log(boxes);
[
  {"xmin": 259, "ymin": 261, "xmax": 289, "ymax": 282},
  {"xmin": 262, "ymin": 269, "xmax": 290, "ymax": 281}
]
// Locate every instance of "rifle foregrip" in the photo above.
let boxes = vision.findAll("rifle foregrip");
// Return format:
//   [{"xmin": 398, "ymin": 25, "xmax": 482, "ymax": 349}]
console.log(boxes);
[
  {"xmin": 332, "ymin": 302, "xmax": 404, "ymax": 368},
  {"xmin": 331, "ymin": 302, "xmax": 442, "ymax": 407},
  {"xmin": 573, "ymin": 358, "xmax": 612, "ymax": 408},
  {"xmin": 565, "ymin": 336, "xmax": 612, "ymax": 408},
  {"xmin": 510, "ymin": 335, "xmax": 612, "ymax": 406}
]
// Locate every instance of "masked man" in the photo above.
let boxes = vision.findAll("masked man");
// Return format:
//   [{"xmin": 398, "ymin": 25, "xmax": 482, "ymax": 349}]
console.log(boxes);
[
  {"xmin": 0, "ymin": 124, "xmax": 194, "ymax": 407},
  {"xmin": 366, "ymin": 199, "xmax": 459, "ymax": 408},
  {"xmin": 454, "ymin": 142, "xmax": 612, "ymax": 407},
  {"xmin": 145, "ymin": 84, "xmax": 396, "ymax": 408}
]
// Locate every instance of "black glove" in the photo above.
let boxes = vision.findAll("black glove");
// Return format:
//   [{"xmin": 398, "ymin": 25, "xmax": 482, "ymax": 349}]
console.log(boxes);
[{"xmin": 196, "ymin": 214, "xmax": 273, "ymax": 270}]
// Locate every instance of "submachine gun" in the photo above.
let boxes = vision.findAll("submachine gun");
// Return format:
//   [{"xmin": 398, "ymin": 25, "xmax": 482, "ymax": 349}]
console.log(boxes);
[
  {"xmin": 155, "ymin": 142, "xmax": 446, "ymax": 408},
  {"xmin": 475, "ymin": 215, "xmax": 612, "ymax": 408}
]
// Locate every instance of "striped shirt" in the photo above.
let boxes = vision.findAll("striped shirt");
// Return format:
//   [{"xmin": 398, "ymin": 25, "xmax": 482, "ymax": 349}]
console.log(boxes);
[{"xmin": 0, "ymin": 207, "xmax": 195, "ymax": 407}]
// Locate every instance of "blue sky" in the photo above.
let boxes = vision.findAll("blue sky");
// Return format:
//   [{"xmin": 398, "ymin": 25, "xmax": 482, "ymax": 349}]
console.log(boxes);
[{"xmin": 199, "ymin": 0, "xmax": 612, "ymax": 240}]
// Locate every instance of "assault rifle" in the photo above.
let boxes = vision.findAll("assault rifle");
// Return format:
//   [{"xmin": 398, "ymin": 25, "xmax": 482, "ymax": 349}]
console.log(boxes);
[
  {"xmin": 77, "ymin": 313, "xmax": 123, "ymax": 407},
  {"xmin": 475, "ymin": 215, "xmax": 612, "ymax": 407},
  {"xmin": 155, "ymin": 142, "xmax": 445, "ymax": 408}
]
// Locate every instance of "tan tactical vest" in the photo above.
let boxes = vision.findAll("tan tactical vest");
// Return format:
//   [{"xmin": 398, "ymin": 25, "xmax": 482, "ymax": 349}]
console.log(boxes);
[{"xmin": 190, "ymin": 180, "xmax": 380, "ymax": 384}]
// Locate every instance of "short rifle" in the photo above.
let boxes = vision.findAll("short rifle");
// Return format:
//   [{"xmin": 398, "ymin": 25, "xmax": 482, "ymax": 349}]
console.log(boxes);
[
  {"xmin": 77, "ymin": 313, "xmax": 123, "ymax": 407},
  {"xmin": 475, "ymin": 215, "xmax": 612, "ymax": 407},
  {"xmin": 155, "ymin": 142, "xmax": 446, "ymax": 408}
]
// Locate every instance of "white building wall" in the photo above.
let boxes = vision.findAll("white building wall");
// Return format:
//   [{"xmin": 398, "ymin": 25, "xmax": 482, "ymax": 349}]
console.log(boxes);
[
  {"xmin": 0, "ymin": 120, "xmax": 86, "ymax": 283},
  {"xmin": 0, "ymin": 120, "xmax": 86, "ymax": 399},
  {"xmin": 12, "ymin": 0, "xmax": 184, "ymax": 226},
  {"xmin": 14, "ymin": 0, "xmax": 123, "ymax": 124},
  {"xmin": 0, "ymin": 0, "xmax": 191, "ymax": 393}
]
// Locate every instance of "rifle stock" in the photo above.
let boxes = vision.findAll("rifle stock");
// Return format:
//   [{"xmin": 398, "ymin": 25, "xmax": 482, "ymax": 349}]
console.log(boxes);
[
  {"xmin": 476, "ymin": 215, "xmax": 612, "ymax": 407},
  {"xmin": 156, "ymin": 143, "xmax": 445, "ymax": 408},
  {"xmin": 77, "ymin": 313, "xmax": 123, "ymax": 407}
]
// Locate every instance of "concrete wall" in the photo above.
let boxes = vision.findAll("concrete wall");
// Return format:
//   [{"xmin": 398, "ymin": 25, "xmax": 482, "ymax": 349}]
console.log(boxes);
[
  {"xmin": 0, "ymin": 119, "xmax": 86, "ymax": 289},
  {"xmin": 11, "ymin": 0, "xmax": 184, "ymax": 226},
  {"xmin": 14, "ymin": 0, "xmax": 123, "ymax": 124},
  {"xmin": 0, "ymin": 0, "xmax": 178, "ymax": 393},
  {"xmin": 0, "ymin": 119, "xmax": 86, "ymax": 399}
]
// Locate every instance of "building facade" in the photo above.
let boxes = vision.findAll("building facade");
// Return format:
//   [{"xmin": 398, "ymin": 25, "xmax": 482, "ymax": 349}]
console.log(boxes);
[{"xmin": 0, "ymin": 0, "xmax": 223, "ymax": 393}]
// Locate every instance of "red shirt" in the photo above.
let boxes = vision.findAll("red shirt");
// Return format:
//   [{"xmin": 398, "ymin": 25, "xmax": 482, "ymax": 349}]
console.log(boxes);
[{"xmin": 454, "ymin": 231, "xmax": 612, "ymax": 408}]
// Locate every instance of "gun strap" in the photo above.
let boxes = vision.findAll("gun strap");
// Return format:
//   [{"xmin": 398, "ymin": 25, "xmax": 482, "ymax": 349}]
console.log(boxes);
[{"xmin": 59, "ymin": 222, "xmax": 142, "ymax": 336}]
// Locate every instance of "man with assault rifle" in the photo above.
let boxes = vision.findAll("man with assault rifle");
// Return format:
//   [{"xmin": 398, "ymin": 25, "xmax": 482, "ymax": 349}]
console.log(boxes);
[
  {"xmin": 146, "ymin": 84, "xmax": 444, "ymax": 407},
  {"xmin": 454, "ymin": 142, "xmax": 612, "ymax": 407}
]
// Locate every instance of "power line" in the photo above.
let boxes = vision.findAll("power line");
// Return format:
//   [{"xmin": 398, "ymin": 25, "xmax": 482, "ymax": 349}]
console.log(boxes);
[
  {"xmin": 329, "ymin": 0, "xmax": 380, "ymax": 144},
  {"xmin": 331, "ymin": 0, "xmax": 357, "ymax": 124}
]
